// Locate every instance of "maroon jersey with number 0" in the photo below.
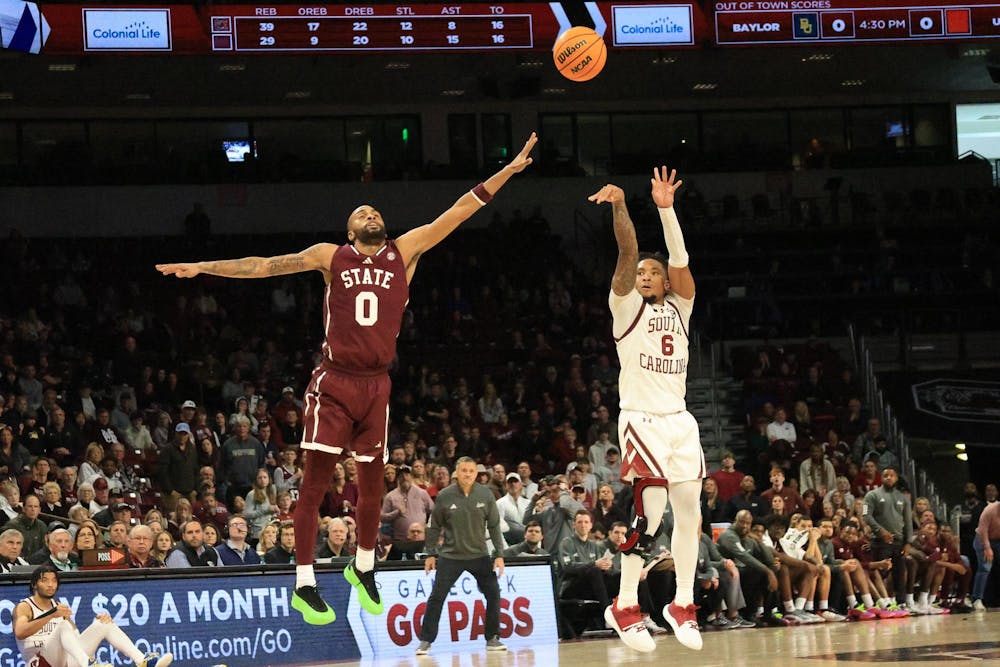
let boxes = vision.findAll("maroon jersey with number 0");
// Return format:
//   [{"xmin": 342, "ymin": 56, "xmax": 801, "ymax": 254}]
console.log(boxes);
[{"xmin": 322, "ymin": 241, "xmax": 409, "ymax": 374}]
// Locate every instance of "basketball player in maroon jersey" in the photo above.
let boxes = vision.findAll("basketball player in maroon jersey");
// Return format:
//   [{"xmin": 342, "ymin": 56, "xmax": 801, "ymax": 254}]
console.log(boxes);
[{"xmin": 156, "ymin": 132, "xmax": 537, "ymax": 625}]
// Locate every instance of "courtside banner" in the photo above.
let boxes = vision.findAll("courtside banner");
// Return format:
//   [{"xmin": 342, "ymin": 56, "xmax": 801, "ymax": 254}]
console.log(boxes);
[
  {"xmin": 347, "ymin": 564, "xmax": 559, "ymax": 658},
  {"xmin": 0, "ymin": 562, "xmax": 558, "ymax": 666}
]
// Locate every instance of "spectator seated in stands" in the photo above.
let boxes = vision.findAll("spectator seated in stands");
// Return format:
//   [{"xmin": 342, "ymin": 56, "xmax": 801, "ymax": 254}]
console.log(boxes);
[
  {"xmin": 725, "ymin": 474, "xmax": 765, "ymax": 521},
  {"xmin": 315, "ymin": 517, "xmax": 355, "ymax": 561},
  {"xmin": 164, "ymin": 519, "xmax": 219, "ymax": 567},
  {"xmin": 0, "ymin": 528, "xmax": 29, "ymax": 572},
  {"xmin": 264, "ymin": 521, "xmax": 296, "ymax": 564},
  {"xmin": 28, "ymin": 526, "xmax": 79, "ymax": 571},
  {"xmin": 760, "ymin": 468, "xmax": 807, "ymax": 517},
  {"xmin": 215, "ymin": 515, "xmax": 261, "ymax": 566},
  {"xmin": 800, "ymin": 443, "xmax": 837, "ymax": 498},
  {"xmin": 710, "ymin": 450, "xmax": 745, "ymax": 503},
  {"xmin": 4, "ymin": 494, "xmax": 46, "ymax": 557},
  {"xmin": 125, "ymin": 524, "xmax": 163, "ymax": 569},
  {"xmin": 385, "ymin": 522, "xmax": 425, "ymax": 561},
  {"xmin": 503, "ymin": 520, "xmax": 548, "ymax": 558}
]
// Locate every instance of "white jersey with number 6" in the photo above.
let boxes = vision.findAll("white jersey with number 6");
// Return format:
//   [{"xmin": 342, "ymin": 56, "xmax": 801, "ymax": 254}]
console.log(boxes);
[{"xmin": 610, "ymin": 288, "xmax": 692, "ymax": 415}]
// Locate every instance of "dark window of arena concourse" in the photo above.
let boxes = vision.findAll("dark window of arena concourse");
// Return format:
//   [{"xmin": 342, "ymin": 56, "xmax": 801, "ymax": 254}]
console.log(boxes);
[
  {"xmin": 789, "ymin": 108, "xmax": 846, "ymax": 167},
  {"xmin": 846, "ymin": 106, "xmax": 909, "ymax": 154},
  {"xmin": 609, "ymin": 112, "xmax": 698, "ymax": 174},
  {"xmin": 253, "ymin": 118, "xmax": 348, "ymax": 181},
  {"xmin": 911, "ymin": 105, "xmax": 951, "ymax": 151},
  {"xmin": 0, "ymin": 122, "xmax": 17, "ymax": 170},
  {"xmin": 447, "ymin": 114, "xmax": 478, "ymax": 177},
  {"xmin": 539, "ymin": 114, "xmax": 576, "ymax": 175},
  {"xmin": 576, "ymin": 113, "xmax": 611, "ymax": 177},
  {"xmin": 89, "ymin": 121, "xmax": 158, "ymax": 183},
  {"xmin": 155, "ymin": 120, "xmax": 250, "ymax": 181},
  {"xmin": 481, "ymin": 113, "xmax": 512, "ymax": 173},
  {"xmin": 379, "ymin": 115, "xmax": 422, "ymax": 179},
  {"xmin": 701, "ymin": 109, "xmax": 789, "ymax": 170},
  {"xmin": 20, "ymin": 120, "xmax": 88, "ymax": 183}
]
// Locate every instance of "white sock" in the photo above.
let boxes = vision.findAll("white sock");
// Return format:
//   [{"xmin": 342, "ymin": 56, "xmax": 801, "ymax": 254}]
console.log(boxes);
[
  {"xmin": 296, "ymin": 564, "xmax": 316, "ymax": 588},
  {"xmin": 784, "ymin": 600, "xmax": 795, "ymax": 612},
  {"xmin": 756, "ymin": 606, "xmax": 764, "ymax": 616},
  {"xmin": 617, "ymin": 553, "xmax": 643, "ymax": 608},
  {"xmin": 878, "ymin": 598, "xmax": 889, "ymax": 608},
  {"xmin": 356, "ymin": 547, "xmax": 375, "ymax": 572},
  {"xmin": 918, "ymin": 592, "xmax": 928, "ymax": 606},
  {"xmin": 819, "ymin": 600, "xmax": 828, "ymax": 611},
  {"xmin": 795, "ymin": 597, "xmax": 806, "ymax": 610},
  {"xmin": 908, "ymin": 593, "xmax": 917, "ymax": 606},
  {"xmin": 847, "ymin": 595, "xmax": 857, "ymax": 607},
  {"xmin": 805, "ymin": 601, "xmax": 814, "ymax": 611},
  {"xmin": 862, "ymin": 594, "xmax": 875, "ymax": 607},
  {"xmin": 666, "ymin": 480, "xmax": 700, "ymax": 607}
]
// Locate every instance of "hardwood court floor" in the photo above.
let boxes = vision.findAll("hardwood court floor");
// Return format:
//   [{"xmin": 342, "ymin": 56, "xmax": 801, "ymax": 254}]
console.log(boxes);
[{"xmin": 344, "ymin": 613, "xmax": 1000, "ymax": 667}]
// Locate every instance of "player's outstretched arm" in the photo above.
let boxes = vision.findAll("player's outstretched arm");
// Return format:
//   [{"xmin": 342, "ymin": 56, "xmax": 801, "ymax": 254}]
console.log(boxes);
[
  {"xmin": 156, "ymin": 243, "xmax": 336, "ymax": 281},
  {"xmin": 396, "ymin": 132, "xmax": 537, "ymax": 271},
  {"xmin": 651, "ymin": 166, "xmax": 694, "ymax": 300},
  {"xmin": 589, "ymin": 184, "xmax": 637, "ymax": 297}
]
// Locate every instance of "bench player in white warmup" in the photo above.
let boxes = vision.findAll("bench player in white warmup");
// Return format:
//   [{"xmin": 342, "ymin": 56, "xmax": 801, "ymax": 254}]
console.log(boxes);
[
  {"xmin": 589, "ymin": 167, "xmax": 705, "ymax": 652},
  {"xmin": 14, "ymin": 565, "xmax": 173, "ymax": 667}
]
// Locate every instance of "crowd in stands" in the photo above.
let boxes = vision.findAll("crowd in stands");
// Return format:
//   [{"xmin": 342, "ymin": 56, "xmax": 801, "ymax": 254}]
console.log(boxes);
[{"xmin": 0, "ymin": 203, "xmax": 997, "ymax": 640}]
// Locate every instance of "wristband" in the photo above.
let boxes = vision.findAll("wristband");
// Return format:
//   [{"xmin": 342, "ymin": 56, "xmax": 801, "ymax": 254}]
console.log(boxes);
[{"xmin": 471, "ymin": 182, "xmax": 493, "ymax": 206}]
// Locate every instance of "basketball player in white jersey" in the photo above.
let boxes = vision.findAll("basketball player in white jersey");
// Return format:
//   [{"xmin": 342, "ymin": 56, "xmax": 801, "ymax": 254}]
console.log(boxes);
[
  {"xmin": 589, "ymin": 167, "xmax": 705, "ymax": 652},
  {"xmin": 14, "ymin": 565, "xmax": 173, "ymax": 667}
]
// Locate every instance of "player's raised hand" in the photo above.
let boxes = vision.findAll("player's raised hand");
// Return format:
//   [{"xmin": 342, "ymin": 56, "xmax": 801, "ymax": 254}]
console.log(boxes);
[
  {"xmin": 506, "ymin": 132, "xmax": 538, "ymax": 173},
  {"xmin": 650, "ymin": 166, "xmax": 683, "ymax": 209},
  {"xmin": 588, "ymin": 184, "xmax": 625, "ymax": 204},
  {"xmin": 156, "ymin": 262, "xmax": 201, "ymax": 278}
]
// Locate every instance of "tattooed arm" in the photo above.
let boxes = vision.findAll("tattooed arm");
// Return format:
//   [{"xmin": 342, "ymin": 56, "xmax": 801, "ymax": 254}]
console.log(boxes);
[{"xmin": 156, "ymin": 243, "xmax": 337, "ymax": 282}]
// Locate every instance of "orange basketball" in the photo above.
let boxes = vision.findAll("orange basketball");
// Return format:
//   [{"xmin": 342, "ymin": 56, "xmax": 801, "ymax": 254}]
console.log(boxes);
[{"xmin": 552, "ymin": 27, "xmax": 607, "ymax": 82}]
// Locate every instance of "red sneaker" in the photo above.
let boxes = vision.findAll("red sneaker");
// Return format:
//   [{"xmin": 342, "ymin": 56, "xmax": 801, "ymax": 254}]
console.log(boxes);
[
  {"xmin": 663, "ymin": 602, "xmax": 703, "ymax": 651},
  {"xmin": 605, "ymin": 598, "xmax": 656, "ymax": 653}
]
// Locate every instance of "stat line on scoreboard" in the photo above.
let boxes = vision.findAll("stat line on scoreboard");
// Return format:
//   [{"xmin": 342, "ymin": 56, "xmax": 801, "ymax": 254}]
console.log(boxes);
[{"xmin": 228, "ymin": 13, "xmax": 535, "ymax": 52}]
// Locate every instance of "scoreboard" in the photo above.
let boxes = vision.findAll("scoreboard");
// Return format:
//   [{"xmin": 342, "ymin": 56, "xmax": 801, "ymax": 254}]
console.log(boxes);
[
  {"xmin": 714, "ymin": 0, "xmax": 1000, "ymax": 44},
  {"xmin": 33, "ymin": 2, "xmax": 703, "ymax": 55},
  {"xmin": 7, "ymin": 0, "xmax": 1000, "ymax": 55}
]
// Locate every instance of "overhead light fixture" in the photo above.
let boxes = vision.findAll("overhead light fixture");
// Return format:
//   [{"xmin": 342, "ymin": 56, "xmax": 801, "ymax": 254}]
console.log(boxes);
[
  {"xmin": 840, "ymin": 79, "xmax": 865, "ymax": 87},
  {"xmin": 692, "ymin": 83, "xmax": 717, "ymax": 91},
  {"xmin": 802, "ymin": 53, "xmax": 833, "ymax": 62},
  {"xmin": 517, "ymin": 57, "xmax": 544, "ymax": 68},
  {"xmin": 962, "ymin": 48, "xmax": 989, "ymax": 57},
  {"xmin": 653, "ymin": 56, "xmax": 677, "ymax": 65},
  {"xmin": 384, "ymin": 62, "xmax": 411, "ymax": 70},
  {"xmin": 284, "ymin": 90, "xmax": 312, "ymax": 99},
  {"xmin": 124, "ymin": 93, "xmax": 150, "ymax": 100},
  {"xmin": 0, "ymin": 92, "xmax": 13, "ymax": 100},
  {"xmin": 440, "ymin": 89, "xmax": 465, "ymax": 96},
  {"xmin": 542, "ymin": 87, "xmax": 567, "ymax": 95},
  {"xmin": 955, "ymin": 443, "xmax": 966, "ymax": 450},
  {"xmin": 957, "ymin": 452, "xmax": 969, "ymax": 461},
  {"xmin": 48, "ymin": 63, "xmax": 76, "ymax": 72},
  {"xmin": 219, "ymin": 63, "xmax": 245, "ymax": 71}
]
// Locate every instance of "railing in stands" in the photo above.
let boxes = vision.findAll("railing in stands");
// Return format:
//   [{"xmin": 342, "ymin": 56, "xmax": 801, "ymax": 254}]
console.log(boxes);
[{"xmin": 849, "ymin": 324, "xmax": 949, "ymax": 520}]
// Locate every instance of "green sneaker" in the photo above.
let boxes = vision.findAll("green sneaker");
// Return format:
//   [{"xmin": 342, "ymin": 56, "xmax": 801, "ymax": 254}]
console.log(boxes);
[
  {"xmin": 292, "ymin": 585, "xmax": 336, "ymax": 625},
  {"xmin": 344, "ymin": 558, "xmax": 383, "ymax": 615}
]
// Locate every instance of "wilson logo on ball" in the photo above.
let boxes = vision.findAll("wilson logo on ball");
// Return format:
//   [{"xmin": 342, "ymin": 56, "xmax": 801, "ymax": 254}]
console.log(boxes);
[{"xmin": 552, "ymin": 26, "xmax": 607, "ymax": 82}]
